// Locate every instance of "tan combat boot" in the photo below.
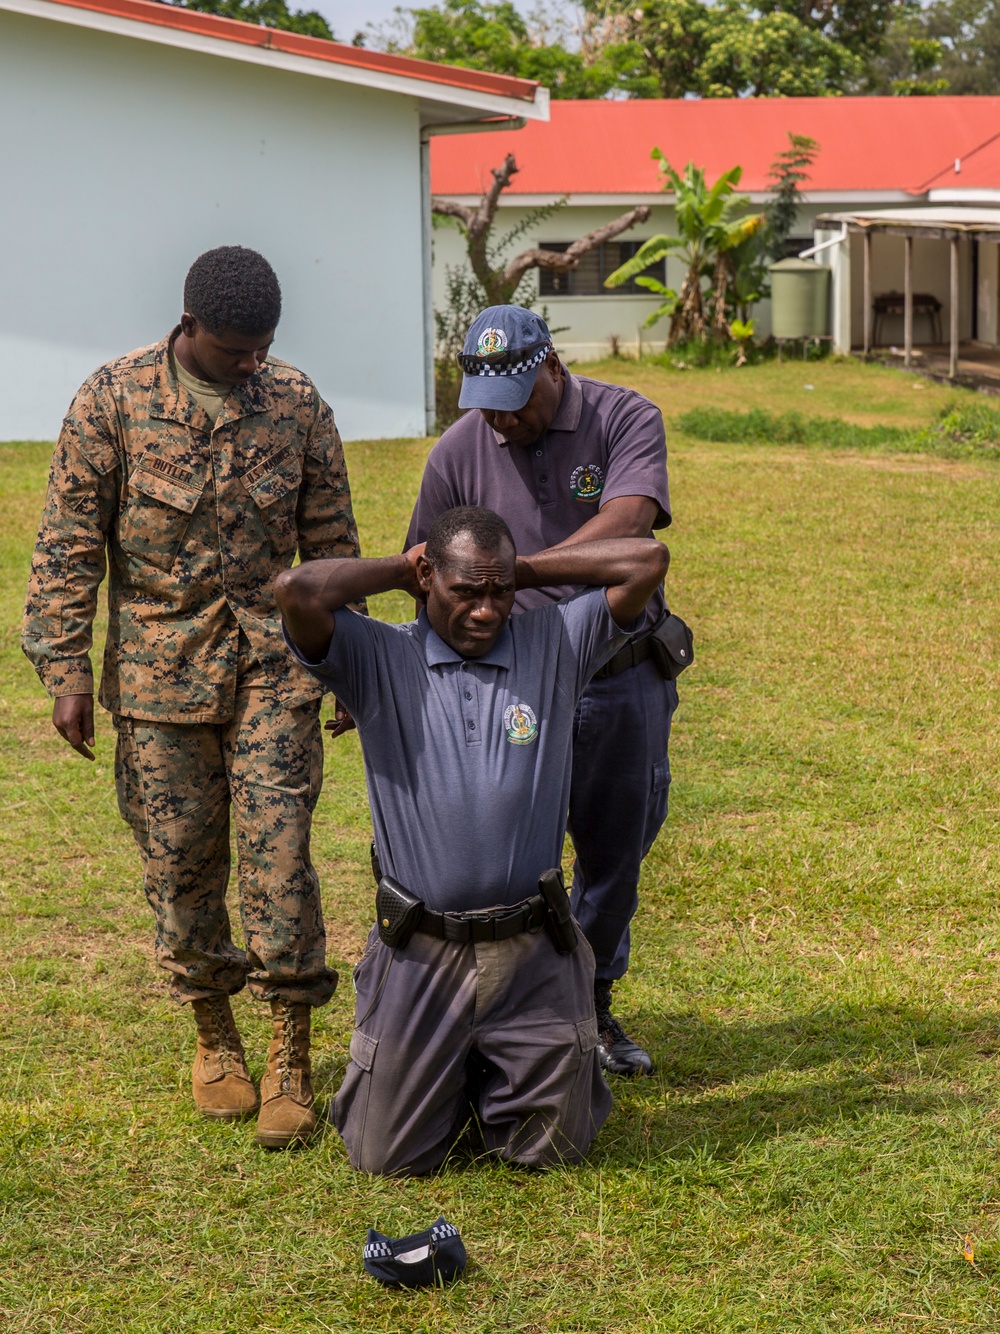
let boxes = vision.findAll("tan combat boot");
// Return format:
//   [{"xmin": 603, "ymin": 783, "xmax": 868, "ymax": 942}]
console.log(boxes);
[
  {"xmin": 191, "ymin": 995, "xmax": 258, "ymax": 1121},
  {"xmin": 256, "ymin": 999, "xmax": 318, "ymax": 1149}
]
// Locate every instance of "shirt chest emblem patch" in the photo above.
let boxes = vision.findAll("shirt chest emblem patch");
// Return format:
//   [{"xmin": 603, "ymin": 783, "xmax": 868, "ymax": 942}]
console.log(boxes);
[
  {"xmin": 570, "ymin": 463, "xmax": 605, "ymax": 503},
  {"xmin": 504, "ymin": 701, "xmax": 538, "ymax": 745}
]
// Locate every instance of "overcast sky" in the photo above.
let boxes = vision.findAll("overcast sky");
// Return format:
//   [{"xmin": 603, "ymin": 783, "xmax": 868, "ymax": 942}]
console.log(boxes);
[
  {"xmin": 315, "ymin": 0, "xmax": 402, "ymax": 43},
  {"xmin": 315, "ymin": 0, "xmax": 579, "ymax": 45}
]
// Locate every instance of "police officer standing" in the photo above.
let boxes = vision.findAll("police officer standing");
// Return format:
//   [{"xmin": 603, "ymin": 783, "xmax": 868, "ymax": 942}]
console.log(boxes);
[
  {"xmin": 22, "ymin": 246, "xmax": 360, "ymax": 1146},
  {"xmin": 406, "ymin": 305, "xmax": 676, "ymax": 1077}
]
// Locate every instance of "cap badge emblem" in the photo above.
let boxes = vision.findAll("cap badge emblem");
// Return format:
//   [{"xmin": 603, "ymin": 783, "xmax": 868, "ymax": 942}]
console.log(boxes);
[
  {"xmin": 476, "ymin": 327, "xmax": 508, "ymax": 358},
  {"xmin": 504, "ymin": 701, "xmax": 538, "ymax": 745}
]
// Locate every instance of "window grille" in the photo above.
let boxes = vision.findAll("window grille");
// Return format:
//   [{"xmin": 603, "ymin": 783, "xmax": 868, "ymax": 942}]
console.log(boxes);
[{"xmin": 537, "ymin": 241, "xmax": 667, "ymax": 297}]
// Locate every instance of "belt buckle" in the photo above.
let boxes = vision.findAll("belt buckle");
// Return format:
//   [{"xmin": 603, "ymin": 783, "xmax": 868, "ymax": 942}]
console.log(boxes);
[{"xmin": 445, "ymin": 907, "xmax": 498, "ymax": 945}]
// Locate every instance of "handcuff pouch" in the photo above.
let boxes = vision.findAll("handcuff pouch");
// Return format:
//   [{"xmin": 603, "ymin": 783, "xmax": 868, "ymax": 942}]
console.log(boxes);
[
  {"xmin": 375, "ymin": 876, "xmax": 424, "ymax": 949},
  {"xmin": 649, "ymin": 612, "xmax": 695, "ymax": 680}
]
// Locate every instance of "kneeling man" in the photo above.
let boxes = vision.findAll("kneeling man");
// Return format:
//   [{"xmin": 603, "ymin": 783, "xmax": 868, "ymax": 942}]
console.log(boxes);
[{"xmin": 276, "ymin": 506, "xmax": 669, "ymax": 1175}]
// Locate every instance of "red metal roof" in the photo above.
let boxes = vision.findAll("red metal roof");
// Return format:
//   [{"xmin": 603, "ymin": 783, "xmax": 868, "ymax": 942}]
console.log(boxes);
[
  {"xmin": 918, "ymin": 128, "xmax": 1000, "ymax": 192},
  {"xmin": 431, "ymin": 97, "xmax": 1000, "ymax": 196},
  {"xmin": 45, "ymin": 0, "xmax": 541, "ymax": 101}
]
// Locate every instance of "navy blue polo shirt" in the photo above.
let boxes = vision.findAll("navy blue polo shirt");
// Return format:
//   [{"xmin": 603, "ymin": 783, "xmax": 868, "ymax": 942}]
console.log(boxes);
[
  {"xmin": 286, "ymin": 589, "xmax": 630, "ymax": 912},
  {"xmin": 406, "ymin": 369, "xmax": 670, "ymax": 627}
]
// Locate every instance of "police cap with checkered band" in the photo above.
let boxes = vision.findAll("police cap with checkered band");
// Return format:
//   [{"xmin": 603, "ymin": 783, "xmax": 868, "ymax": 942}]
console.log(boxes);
[
  {"xmin": 363, "ymin": 1216, "xmax": 468, "ymax": 1288},
  {"xmin": 457, "ymin": 306, "xmax": 553, "ymax": 412}
]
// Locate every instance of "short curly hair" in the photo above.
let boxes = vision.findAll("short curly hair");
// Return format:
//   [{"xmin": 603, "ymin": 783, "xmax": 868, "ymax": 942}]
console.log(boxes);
[
  {"xmin": 183, "ymin": 246, "xmax": 282, "ymax": 336},
  {"xmin": 425, "ymin": 506, "xmax": 515, "ymax": 570}
]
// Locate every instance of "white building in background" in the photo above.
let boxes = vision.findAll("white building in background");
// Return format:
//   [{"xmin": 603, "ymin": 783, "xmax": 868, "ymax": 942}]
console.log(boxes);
[
  {"xmin": 430, "ymin": 97, "xmax": 1000, "ymax": 362},
  {"xmin": 0, "ymin": 0, "xmax": 547, "ymax": 440}
]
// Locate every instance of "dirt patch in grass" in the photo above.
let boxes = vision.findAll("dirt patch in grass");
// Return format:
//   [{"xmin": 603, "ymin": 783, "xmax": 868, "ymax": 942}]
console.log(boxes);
[
  {"xmin": 822, "ymin": 451, "xmax": 992, "ymax": 477},
  {"xmin": 0, "ymin": 922, "xmax": 153, "ymax": 968},
  {"xmin": 320, "ymin": 917, "xmax": 368, "ymax": 964}
]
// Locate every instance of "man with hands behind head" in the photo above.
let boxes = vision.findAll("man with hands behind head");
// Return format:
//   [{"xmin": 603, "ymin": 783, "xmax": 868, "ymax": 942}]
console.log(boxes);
[
  {"xmin": 277, "ymin": 506, "xmax": 669, "ymax": 1176},
  {"xmin": 22, "ymin": 245, "xmax": 360, "ymax": 1149}
]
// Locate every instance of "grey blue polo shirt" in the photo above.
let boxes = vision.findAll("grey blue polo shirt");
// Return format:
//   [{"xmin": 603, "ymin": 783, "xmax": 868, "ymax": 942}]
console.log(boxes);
[
  {"xmin": 406, "ymin": 369, "xmax": 670, "ymax": 627},
  {"xmin": 287, "ymin": 589, "xmax": 630, "ymax": 912}
]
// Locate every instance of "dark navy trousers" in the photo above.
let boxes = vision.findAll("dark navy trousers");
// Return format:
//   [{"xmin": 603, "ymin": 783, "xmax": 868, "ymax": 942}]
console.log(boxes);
[{"xmin": 568, "ymin": 656, "xmax": 678, "ymax": 984}]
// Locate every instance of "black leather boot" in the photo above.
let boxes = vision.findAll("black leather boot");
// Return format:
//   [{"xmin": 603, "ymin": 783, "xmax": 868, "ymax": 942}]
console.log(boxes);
[{"xmin": 594, "ymin": 981, "xmax": 654, "ymax": 1077}]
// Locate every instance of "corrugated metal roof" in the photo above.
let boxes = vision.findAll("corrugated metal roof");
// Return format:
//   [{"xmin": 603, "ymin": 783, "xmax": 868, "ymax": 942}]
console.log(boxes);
[
  {"xmin": 918, "ymin": 132, "xmax": 1000, "ymax": 192},
  {"xmin": 431, "ymin": 97, "xmax": 1000, "ymax": 197},
  {"xmin": 817, "ymin": 205, "xmax": 1000, "ymax": 236}
]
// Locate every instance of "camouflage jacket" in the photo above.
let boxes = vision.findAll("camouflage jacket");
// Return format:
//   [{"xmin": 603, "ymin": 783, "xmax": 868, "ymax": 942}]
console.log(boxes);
[{"xmin": 22, "ymin": 330, "xmax": 361, "ymax": 723}]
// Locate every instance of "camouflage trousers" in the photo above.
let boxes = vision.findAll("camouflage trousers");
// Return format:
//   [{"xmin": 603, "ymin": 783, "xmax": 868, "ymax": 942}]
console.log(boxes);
[{"xmin": 113, "ymin": 691, "xmax": 337, "ymax": 1006}]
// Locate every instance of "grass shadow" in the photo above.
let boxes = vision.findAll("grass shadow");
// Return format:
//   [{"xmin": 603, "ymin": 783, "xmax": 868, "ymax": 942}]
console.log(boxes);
[
  {"xmin": 650, "ymin": 1003, "xmax": 999, "ymax": 1090},
  {"xmin": 595, "ymin": 1003, "xmax": 999, "ymax": 1167}
]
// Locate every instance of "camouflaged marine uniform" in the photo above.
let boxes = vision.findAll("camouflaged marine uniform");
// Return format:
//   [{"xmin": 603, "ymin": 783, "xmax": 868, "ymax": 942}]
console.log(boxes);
[{"xmin": 22, "ymin": 330, "xmax": 358, "ymax": 1005}]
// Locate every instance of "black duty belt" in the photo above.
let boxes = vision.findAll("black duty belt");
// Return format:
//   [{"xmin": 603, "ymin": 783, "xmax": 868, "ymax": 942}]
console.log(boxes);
[
  {"xmin": 592, "ymin": 633, "xmax": 654, "ymax": 679},
  {"xmin": 416, "ymin": 894, "xmax": 547, "ymax": 944}
]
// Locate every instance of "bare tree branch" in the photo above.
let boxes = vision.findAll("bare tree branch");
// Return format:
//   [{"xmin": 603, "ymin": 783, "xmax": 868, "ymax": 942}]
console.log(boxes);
[
  {"xmin": 432, "ymin": 155, "xmax": 521, "ymax": 294},
  {"xmin": 502, "ymin": 205, "xmax": 651, "ymax": 291},
  {"xmin": 472, "ymin": 153, "xmax": 519, "ymax": 239},
  {"xmin": 432, "ymin": 154, "xmax": 651, "ymax": 305},
  {"xmin": 432, "ymin": 198, "xmax": 475, "ymax": 228},
  {"xmin": 465, "ymin": 154, "xmax": 519, "ymax": 291}
]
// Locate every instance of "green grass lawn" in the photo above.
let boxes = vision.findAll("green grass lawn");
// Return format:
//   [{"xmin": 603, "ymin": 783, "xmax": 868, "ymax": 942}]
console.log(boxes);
[{"xmin": 4, "ymin": 359, "xmax": 1000, "ymax": 1331}]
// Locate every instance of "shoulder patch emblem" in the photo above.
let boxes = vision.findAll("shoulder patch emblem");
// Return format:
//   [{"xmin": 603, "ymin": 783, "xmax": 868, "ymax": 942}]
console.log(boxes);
[
  {"xmin": 570, "ymin": 463, "xmax": 604, "ymax": 502},
  {"xmin": 504, "ymin": 701, "xmax": 538, "ymax": 746}
]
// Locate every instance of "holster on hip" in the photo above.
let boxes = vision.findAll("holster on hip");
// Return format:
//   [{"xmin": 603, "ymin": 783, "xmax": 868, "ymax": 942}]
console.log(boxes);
[
  {"xmin": 375, "ymin": 876, "xmax": 424, "ymax": 950},
  {"xmin": 649, "ymin": 612, "xmax": 695, "ymax": 680},
  {"xmin": 537, "ymin": 867, "xmax": 578, "ymax": 956}
]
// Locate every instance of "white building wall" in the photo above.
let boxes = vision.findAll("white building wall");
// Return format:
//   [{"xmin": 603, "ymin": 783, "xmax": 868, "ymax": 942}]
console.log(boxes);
[
  {"xmin": 812, "ymin": 229, "xmax": 851, "ymax": 354},
  {"xmin": 432, "ymin": 199, "xmax": 834, "ymax": 360},
  {"xmin": 0, "ymin": 11, "xmax": 427, "ymax": 440},
  {"xmin": 977, "ymin": 240, "xmax": 999, "ymax": 346}
]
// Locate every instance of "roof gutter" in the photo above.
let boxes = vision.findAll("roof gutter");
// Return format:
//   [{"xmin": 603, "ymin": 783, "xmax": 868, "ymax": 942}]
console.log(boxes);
[{"xmin": 422, "ymin": 116, "xmax": 528, "ymax": 138}]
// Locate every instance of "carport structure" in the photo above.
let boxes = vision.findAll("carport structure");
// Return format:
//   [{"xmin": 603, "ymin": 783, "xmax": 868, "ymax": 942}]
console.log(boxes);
[{"xmin": 814, "ymin": 206, "xmax": 1000, "ymax": 380}]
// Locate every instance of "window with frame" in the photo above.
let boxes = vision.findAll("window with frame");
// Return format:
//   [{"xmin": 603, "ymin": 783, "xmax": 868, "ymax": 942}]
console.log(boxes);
[
  {"xmin": 778, "ymin": 236, "xmax": 813, "ymax": 260},
  {"xmin": 537, "ymin": 241, "xmax": 667, "ymax": 297}
]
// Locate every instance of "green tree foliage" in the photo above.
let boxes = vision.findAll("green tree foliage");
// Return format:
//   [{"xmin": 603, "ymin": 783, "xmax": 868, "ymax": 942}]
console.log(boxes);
[
  {"xmin": 589, "ymin": 0, "xmax": 904, "ymax": 95},
  {"xmin": 167, "ymin": 0, "xmax": 334, "ymax": 40},
  {"xmin": 868, "ymin": 1, "xmax": 1000, "ymax": 95},
  {"xmin": 724, "ymin": 133, "xmax": 820, "ymax": 323},
  {"xmin": 891, "ymin": 38, "xmax": 951, "ymax": 94},
  {"xmin": 765, "ymin": 134, "xmax": 821, "ymax": 259},
  {"xmin": 604, "ymin": 136, "xmax": 819, "ymax": 341},
  {"xmin": 401, "ymin": 0, "xmax": 656, "ymax": 97},
  {"xmin": 753, "ymin": 0, "xmax": 904, "ymax": 58},
  {"xmin": 388, "ymin": 0, "xmax": 904, "ymax": 98},
  {"xmin": 695, "ymin": 8, "xmax": 860, "ymax": 96},
  {"xmin": 604, "ymin": 153, "xmax": 765, "ymax": 344}
]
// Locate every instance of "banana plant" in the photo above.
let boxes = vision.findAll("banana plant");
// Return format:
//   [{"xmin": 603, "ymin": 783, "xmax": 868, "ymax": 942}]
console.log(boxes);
[
  {"xmin": 605, "ymin": 150, "xmax": 764, "ymax": 346},
  {"xmin": 729, "ymin": 317, "xmax": 756, "ymax": 367}
]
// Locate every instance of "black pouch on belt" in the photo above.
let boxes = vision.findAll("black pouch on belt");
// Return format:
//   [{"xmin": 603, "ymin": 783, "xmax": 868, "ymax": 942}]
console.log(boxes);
[
  {"xmin": 537, "ymin": 867, "xmax": 578, "ymax": 955},
  {"xmin": 375, "ymin": 876, "xmax": 424, "ymax": 949},
  {"xmin": 649, "ymin": 612, "xmax": 695, "ymax": 680}
]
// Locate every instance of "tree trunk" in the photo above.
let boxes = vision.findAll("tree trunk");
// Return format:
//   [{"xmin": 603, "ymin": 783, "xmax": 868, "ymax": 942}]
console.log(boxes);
[
  {"xmin": 668, "ymin": 263, "xmax": 707, "ymax": 346},
  {"xmin": 501, "ymin": 205, "xmax": 652, "ymax": 297},
  {"xmin": 710, "ymin": 254, "xmax": 730, "ymax": 339},
  {"xmin": 433, "ymin": 155, "xmax": 651, "ymax": 307}
]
